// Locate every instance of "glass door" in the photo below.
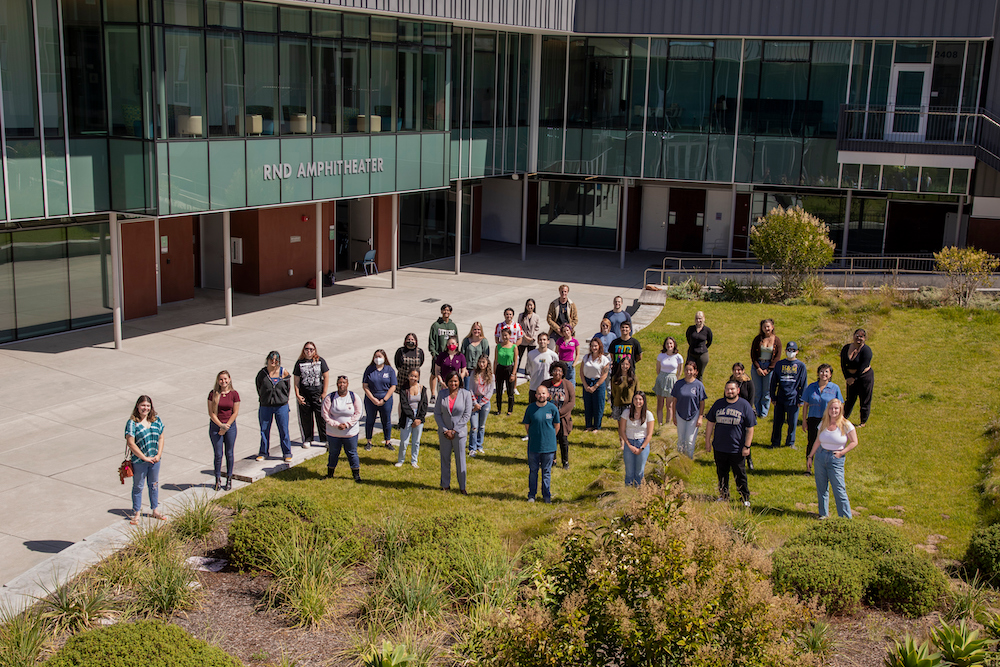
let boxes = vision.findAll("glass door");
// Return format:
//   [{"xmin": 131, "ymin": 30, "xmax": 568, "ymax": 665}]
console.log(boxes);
[{"xmin": 885, "ymin": 64, "xmax": 931, "ymax": 140}]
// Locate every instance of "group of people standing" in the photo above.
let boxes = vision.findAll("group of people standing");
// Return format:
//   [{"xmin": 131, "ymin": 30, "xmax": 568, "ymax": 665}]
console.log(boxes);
[{"xmin": 121, "ymin": 286, "xmax": 874, "ymax": 522}]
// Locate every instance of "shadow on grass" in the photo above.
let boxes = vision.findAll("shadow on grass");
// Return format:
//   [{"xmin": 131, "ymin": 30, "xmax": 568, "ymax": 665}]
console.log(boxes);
[{"xmin": 360, "ymin": 478, "xmax": 440, "ymax": 492}]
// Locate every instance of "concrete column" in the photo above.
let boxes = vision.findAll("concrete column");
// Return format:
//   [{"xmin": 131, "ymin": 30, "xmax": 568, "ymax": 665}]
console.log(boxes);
[
  {"xmin": 956, "ymin": 195, "xmax": 965, "ymax": 246},
  {"xmin": 842, "ymin": 189, "xmax": 852, "ymax": 259},
  {"xmin": 619, "ymin": 180, "xmax": 629, "ymax": 270},
  {"xmin": 520, "ymin": 177, "xmax": 529, "ymax": 261},
  {"xmin": 315, "ymin": 202, "xmax": 323, "ymax": 306},
  {"xmin": 454, "ymin": 179, "xmax": 463, "ymax": 275},
  {"xmin": 727, "ymin": 184, "xmax": 737, "ymax": 260},
  {"xmin": 223, "ymin": 211, "xmax": 233, "ymax": 326},
  {"xmin": 391, "ymin": 194, "xmax": 399, "ymax": 288},
  {"xmin": 109, "ymin": 212, "xmax": 123, "ymax": 349},
  {"xmin": 153, "ymin": 216, "xmax": 161, "ymax": 306}
]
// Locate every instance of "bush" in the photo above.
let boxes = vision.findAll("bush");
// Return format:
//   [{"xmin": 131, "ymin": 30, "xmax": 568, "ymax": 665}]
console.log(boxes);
[
  {"xmin": 934, "ymin": 246, "xmax": 999, "ymax": 307},
  {"xmin": 477, "ymin": 484, "xmax": 810, "ymax": 666},
  {"xmin": 964, "ymin": 524, "xmax": 1000, "ymax": 585},
  {"xmin": 749, "ymin": 205, "xmax": 835, "ymax": 297},
  {"xmin": 45, "ymin": 620, "xmax": 242, "ymax": 667},
  {"xmin": 314, "ymin": 509, "xmax": 374, "ymax": 565},
  {"xmin": 36, "ymin": 579, "xmax": 114, "ymax": 633},
  {"xmin": 135, "ymin": 551, "xmax": 199, "ymax": 616},
  {"xmin": 264, "ymin": 527, "xmax": 347, "ymax": 628},
  {"xmin": 171, "ymin": 494, "xmax": 220, "ymax": 542},
  {"xmin": 661, "ymin": 278, "xmax": 704, "ymax": 301},
  {"xmin": 772, "ymin": 544, "xmax": 866, "ymax": 614},
  {"xmin": 713, "ymin": 278, "xmax": 773, "ymax": 303},
  {"xmin": 255, "ymin": 492, "xmax": 321, "ymax": 521},
  {"xmin": 867, "ymin": 551, "xmax": 948, "ymax": 617},
  {"xmin": 784, "ymin": 518, "xmax": 909, "ymax": 584},
  {"xmin": 228, "ymin": 505, "xmax": 303, "ymax": 572},
  {"xmin": 0, "ymin": 605, "xmax": 50, "ymax": 667},
  {"xmin": 397, "ymin": 512, "xmax": 504, "ymax": 598}
]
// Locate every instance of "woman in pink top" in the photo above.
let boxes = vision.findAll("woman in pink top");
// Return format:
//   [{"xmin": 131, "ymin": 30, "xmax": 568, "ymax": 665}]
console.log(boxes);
[{"xmin": 556, "ymin": 323, "xmax": 580, "ymax": 386}]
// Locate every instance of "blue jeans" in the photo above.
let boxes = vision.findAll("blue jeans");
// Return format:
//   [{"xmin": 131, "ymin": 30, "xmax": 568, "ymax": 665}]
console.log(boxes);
[
  {"xmin": 259, "ymin": 405, "xmax": 291, "ymax": 458},
  {"xmin": 328, "ymin": 435, "xmax": 360, "ymax": 470},
  {"xmin": 676, "ymin": 416, "xmax": 699, "ymax": 459},
  {"xmin": 398, "ymin": 421, "xmax": 423, "ymax": 465},
  {"xmin": 528, "ymin": 450, "xmax": 555, "ymax": 501},
  {"xmin": 565, "ymin": 363, "xmax": 576, "ymax": 385},
  {"xmin": 582, "ymin": 378, "xmax": 607, "ymax": 429},
  {"xmin": 751, "ymin": 369, "xmax": 772, "ymax": 417},
  {"xmin": 209, "ymin": 422, "xmax": 237, "ymax": 479},
  {"xmin": 771, "ymin": 402, "xmax": 799, "ymax": 448},
  {"xmin": 469, "ymin": 402, "xmax": 490, "ymax": 452},
  {"xmin": 815, "ymin": 448, "xmax": 852, "ymax": 518},
  {"xmin": 131, "ymin": 459, "xmax": 160, "ymax": 514},
  {"xmin": 623, "ymin": 438, "xmax": 651, "ymax": 486},
  {"xmin": 364, "ymin": 396, "xmax": 393, "ymax": 442}
]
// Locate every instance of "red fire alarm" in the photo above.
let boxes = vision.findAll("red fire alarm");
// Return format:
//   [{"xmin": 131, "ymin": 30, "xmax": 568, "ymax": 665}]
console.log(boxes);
[{"xmin": 301, "ymin": 215, "xmax": 309, "ymax": 222}]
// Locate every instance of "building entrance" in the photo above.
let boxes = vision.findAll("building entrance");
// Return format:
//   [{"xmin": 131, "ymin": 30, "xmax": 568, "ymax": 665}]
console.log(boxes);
[{"xmin": 666, "ymin": 188, "xmax": 706, "ymax": 253}]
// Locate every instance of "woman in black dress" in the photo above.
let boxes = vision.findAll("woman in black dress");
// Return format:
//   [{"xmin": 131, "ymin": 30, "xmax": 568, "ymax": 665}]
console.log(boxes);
[
  {"xmin": 685, "ymin": 311, "xmax": 713, "ymax": 380},
  {"xmin": 840, "ymin": 328, "xmax": 874, "ymax": 427}
]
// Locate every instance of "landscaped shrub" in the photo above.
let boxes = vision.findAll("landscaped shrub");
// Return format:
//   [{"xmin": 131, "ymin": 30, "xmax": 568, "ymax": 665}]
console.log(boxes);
[
  {"xmin": 474, "ymin": 484, "xmax": 810, "ymax": 667},
  {"xmin": 44, "ymin": 620, "xmax": 242, "ymax": 667},
  {"xmin": 867, "ymin": 551, "xmax": 948, "ymax": 617},
  {"xmin": 314, "ymin": 508, "xmax": 374, "ymax": 565},
  {"xmin": 964, "ymin": 524, "xmax": 1000, "ymax": 584},
  {"xmin": 228, "ymin": 505, "xmax": 303, "ymax": 571},
  {"xmin": 0, "ymin": 606, "xmax": 50, "ymax": 667},
  {"xmin": 784, "ymin": 518, "xmax": 908, "ymax": 585},
  {"xmin": 264, "ymin": 527, "xmax": 347, "ymax": 627},
  {"xmin": 400, "ymin": 512, "xmax": 504, "ymax": 595},
  {"xmin": 772, "ymin": 544, "xmax": 866, "ymax": 614},
  {"xmin": 255, "ymin": 491, "xmax": 321, "ymax": 520}
]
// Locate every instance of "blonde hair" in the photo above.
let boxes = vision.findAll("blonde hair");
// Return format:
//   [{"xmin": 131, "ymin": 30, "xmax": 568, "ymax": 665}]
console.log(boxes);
[
  {"xmin": 466, "ymin": 321, "xmax": 484, "ymax": 339},
  {"xmin": 820, "ymin": 398, "xmax": 850, "ymax": 435},
  {"xmin": 210, "ymin": 370, "xmax": 232, "ymax": 401}
]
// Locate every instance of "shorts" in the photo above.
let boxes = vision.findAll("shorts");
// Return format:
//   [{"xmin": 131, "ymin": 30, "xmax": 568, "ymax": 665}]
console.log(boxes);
[{"xmin": 653, "ymin": 371, "xmax": 677, "ymax": 397}]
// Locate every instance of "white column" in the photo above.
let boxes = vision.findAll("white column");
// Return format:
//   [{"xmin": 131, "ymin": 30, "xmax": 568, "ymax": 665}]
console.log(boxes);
[
  {"xmin": 222, "ymin": 211, "xmax": 233, "ymax": 326},
  {"xmin": 454, "ymin": 179, "xmax": 463, "ymax": 275},
  {"xmin": 520, "ymin": 177, "xmax": 529, "ymax": 261},
  {"xmin": 727, "ymin": 184, "xmax": 737, "ymax": 260},
  {"xmin": 391, "ymin": 194, "xmax": 399, "ymax": 289},
  {"xmin": 109, "ymin": 212, "xmax": 123, "ymax": 349},
  {"xmin": 619, "ymin": 180, "xmax": 629, "ymax": 270},
  {"xmin": 315, "ymin": 202, "xmax": 323, "ymax": 306},
  {"xmin": 153, "ymin": 216, "xmax": 161, "ymax": 306},
  {"xmin": 956, "ymin": 195, "xmax": 965, "ymax": 246},
  {"xmin": 842, "ymin": 189, "xmax": 852, "ymax": 259}
]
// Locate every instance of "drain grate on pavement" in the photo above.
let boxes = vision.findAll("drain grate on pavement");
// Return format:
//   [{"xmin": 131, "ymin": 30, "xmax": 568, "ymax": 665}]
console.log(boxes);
[{"xmin": 421, "ymin": 298, "xmax": 441, "ymax": 303}]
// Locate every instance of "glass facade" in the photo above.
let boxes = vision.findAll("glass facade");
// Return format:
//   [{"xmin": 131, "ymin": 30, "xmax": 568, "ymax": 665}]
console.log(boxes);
[
  {"xmin": 538, "ymin": 181, "xmax": 620, "ymax": 249},
  {"xmin": 398, "ymin": 188, "xmax": 471, "ymax": 266}
]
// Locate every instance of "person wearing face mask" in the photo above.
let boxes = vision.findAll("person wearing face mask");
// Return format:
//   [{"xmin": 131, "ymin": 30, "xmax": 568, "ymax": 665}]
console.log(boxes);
[
  {"xmin": 769, "ymin": 341, "xmax": 808, "ymax": 450},
  {"xmin": 428, "ymin": 304, "xmax": 458, "ymax": 398},
  {"xmin": 435, "ymin": 336, "xmax": 468, "ymax": 389},
  {"xmin": 394, "ymin": 333, "xmax": 425, "ymax": 380},
  {"xmin": 362, "ymin": 349, "xmax": 397, "ymax": 451}
]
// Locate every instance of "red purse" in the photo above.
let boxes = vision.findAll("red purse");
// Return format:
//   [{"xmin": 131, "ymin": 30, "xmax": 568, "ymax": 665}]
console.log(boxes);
[{"xmin": 119, "ymin": 445, "xmax": 133, "ymax": 484}]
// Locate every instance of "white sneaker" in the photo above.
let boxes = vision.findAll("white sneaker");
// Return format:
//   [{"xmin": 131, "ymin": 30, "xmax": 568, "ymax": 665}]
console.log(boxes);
[
  {"xmin": 527, "ymin": 497, "xmax": 535, "ymax": 503},
  {"xmin": 411, "ymin": 462, "xmax": 419, "ymax": 469},
  {"xmin": 514, "ymin": 388, "xmax": 520, "ymax": 395},
  {"xmin": 521, "ymin": 436, "xmax": 529, "ymax": 441},
  {"xmin": 394, "ymin": 462, "xmax": 403, "ymax": 467},
  {"xmin": 302, "ymin": 441, "xmax": 311, "ymax": 449}
]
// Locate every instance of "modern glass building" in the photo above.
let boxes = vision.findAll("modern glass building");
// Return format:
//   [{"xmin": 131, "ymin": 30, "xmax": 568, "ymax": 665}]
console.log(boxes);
[{"xmin": 2, "ymin": 0, "xmax": 999, "ymax": 342}]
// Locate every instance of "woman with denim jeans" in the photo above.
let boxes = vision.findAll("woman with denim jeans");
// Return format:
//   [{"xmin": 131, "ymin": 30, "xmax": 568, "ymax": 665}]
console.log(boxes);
[
  {"xmin": 750, "ymin": 318, "xmax": 781, "ymax": 418},
  {"xmin": 125, "ymin": 395, "xmax": 165, "ymax": 525},
  {"xmin": 207, "ymin": 371, "xmax": 240, "ymax": 491},
  {"xmin": 396, "ymin": 369, "xmax": 428, "ymax": 468},
  {"xmin": 322, "ymin": 375, "xmax": 363, "ymax": 482},
  {"xmin": 671, "ymin": 361, "xmax": 706, "ymax": 459},
  {"xmin": 255, "ymin": 351, "xmax": 292, "ymax": 462},
  {"xmin": 468, "ymin": 356, "xmax": 495, "ymax": 456},
  {"xmin": 362, "ymin": 349, "xmax": 397, "ymax": 451},
  {"xmin": 619, "ymin": 391, "xmax": 654, "ymax": 486},
  {"xmin": 580, "ymin": 338, "xmax": 610, "ymax": 431},
  {"xmin": 806, "ymin": 398, "xmax": 858, "ymax": 519}
]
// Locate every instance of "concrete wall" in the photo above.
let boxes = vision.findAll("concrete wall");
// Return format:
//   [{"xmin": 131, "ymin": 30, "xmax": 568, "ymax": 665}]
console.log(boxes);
[
  {"xmin": 639, "ymin": 185, "xmax": 668, "ymax": 251},
  {"xmin": 480, "ymin": 179, "xmax": 524, "ymax": 244}
]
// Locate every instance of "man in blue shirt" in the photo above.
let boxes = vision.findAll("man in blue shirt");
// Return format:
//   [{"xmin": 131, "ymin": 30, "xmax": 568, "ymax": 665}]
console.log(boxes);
[
  {"xmin": 522, "ymin": 385, "xmax": 560, "ymax": 504},
  {"xmin": 769, "ymin": 341, "xmax": 808, "ymax": 449},
  {"xmin": 705, "ymin": 381, "xmax": 756, "ymax": 506},
  {"xmin": 603, "ymin": 295, "xmax": 632, "ymax": 338}
]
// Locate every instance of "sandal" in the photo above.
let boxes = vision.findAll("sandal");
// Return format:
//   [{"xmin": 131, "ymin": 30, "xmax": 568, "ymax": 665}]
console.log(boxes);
[
  {"xmin": 151, "ymin": 511, "xmax": 167, "ymax": 521},
  {"xmin": 129, "ymin": 514, "xmax": 139, "ymax": 526}
]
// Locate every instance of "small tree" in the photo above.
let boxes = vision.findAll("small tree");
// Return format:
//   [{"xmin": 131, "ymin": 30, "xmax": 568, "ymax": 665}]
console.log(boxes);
[
  {"xmin": 749, "ymin": 205, "xmax": 835, "ymax": 297},
  {"xmin": 933, "ymin": 246, "xmax": 999, "ymax": 307}
]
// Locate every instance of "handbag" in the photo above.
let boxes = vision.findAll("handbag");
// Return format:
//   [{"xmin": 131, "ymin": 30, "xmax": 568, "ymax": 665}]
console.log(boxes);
[{"xmin": 119, "ymin": 445, "xmax": 133, "ymax": 484}]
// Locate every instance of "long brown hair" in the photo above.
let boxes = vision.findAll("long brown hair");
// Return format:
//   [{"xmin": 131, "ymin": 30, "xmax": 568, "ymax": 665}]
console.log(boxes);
[
  {"xmin": 730, "ymin": 362, "xmax": 750, "ymax": 383},
  {"xmin": 210, "ymin": 371, "xmax": 232, "ymax": 401},
  {"xmin": 299, "ymin": 342, "xmax": 319, "ymax": 362},
  {"xmin": 130, "ymin": 395, "xmax": 157, "ymax": 423}
]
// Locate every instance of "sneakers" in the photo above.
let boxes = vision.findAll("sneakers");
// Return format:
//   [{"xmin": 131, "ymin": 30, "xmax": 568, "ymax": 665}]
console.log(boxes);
[
  {"xmin": 562, "ymin": 463, "xmax": 569, "ymax": 470},
  {"xmin": 411, "ymin": 462, "xmax": 419, "ymax": 469},
  {"xmin": 514, "ymin": 388, "xmax": 520, "ymax": 395},
  {"xmin": 521, "ymin": 436, "xmax": 529, "ymax": 441},
  {"xmin": 743, "ymin": 500, "xmax": 751, "ymax": 508},
  {"xmin": 384, "ymin": 440, "xmax": 395, "ymax": 450},
  {"xmin": 527, "ymin": 497, "xmax": 535, "ymax": 503},
  {"xmin": 302, "ymin": 441, "xmax": 311, "ymax": 449},
  {"xmin": 468, "ymin": 450, "xmax": 476, "ymax": 458},
  {"xmin": 394, "ymin": 462, "xmax": 403, "ymax": 467},
  {"xmin": 364, "ymin": 442, "xmax": 373, "ymax": 451},
  {"xmin": 284, "ymin": 457, "xmax": 293, "ymax": 463},
  {"xmin": 255, "ymin": 455, "xmax": 265, "ymax": 462},
  {"xmin": 544, "ymin": 498, "xmax": 552, "ymax": 504}
]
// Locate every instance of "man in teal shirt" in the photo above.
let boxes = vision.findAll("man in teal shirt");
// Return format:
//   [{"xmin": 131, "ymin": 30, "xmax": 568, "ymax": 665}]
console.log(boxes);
[{"xmin": 522, "ymin": 385, "xmax": 560, "ymax": 503}]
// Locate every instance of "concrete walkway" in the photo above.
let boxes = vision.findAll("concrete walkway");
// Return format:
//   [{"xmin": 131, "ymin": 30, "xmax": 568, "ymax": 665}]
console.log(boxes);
[{"xmin": 0, "ymin": 241, "xmax": 660, "ymax": 605}]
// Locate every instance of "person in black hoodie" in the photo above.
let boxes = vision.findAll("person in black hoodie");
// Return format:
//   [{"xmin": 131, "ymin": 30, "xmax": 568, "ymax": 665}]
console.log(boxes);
[
  {"xmin": 396, "ymin": 368, "xmax": 428, "ymax": 468},
  {"xmin": 769, "ymin": 341, "xmax": 807, "ymax": 449},
  {"xmin": 256, "ymin": 351, "xmax": 292, "ymax": 462}
]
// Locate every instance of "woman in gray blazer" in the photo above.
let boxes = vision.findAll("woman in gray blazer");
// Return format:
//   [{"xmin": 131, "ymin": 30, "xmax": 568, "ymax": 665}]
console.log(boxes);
[{"xmin": 434, "ymin": 371, "xmax": 473, "ymax": 494}]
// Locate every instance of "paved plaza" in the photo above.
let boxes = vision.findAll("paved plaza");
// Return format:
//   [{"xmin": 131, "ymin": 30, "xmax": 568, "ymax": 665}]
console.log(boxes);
[{"xmin": 0, "ymin": 242, "xmax": 659, "ymax": 597}]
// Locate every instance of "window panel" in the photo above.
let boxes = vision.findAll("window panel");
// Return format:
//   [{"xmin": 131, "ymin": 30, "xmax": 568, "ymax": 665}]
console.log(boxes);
[
  {"xmin": 245, "ymin": 34, "xmax": 278, "ymax": 135},
  {"xmin": 0, "ymin": 233, "xmax": 13, "ymax": 342},
  {"xmin": 207, "ymin": 32, "xmax": 243, "ymax": 136},
  {"xmin": 280, "ymin": 7, "xmax": 309, "ymax": 34},
  {"xmin": 739, "ymin": 40, "xmax": 761, "ymax": 135},
  {"xmin": 280, "ymin": 37, "xmax": 311, "ymax": 135},
  {"xmin": 895, "ymin": 42, "xmax": 932, "ymax": 64},
  {"xmin": 313, "ymin": 41, "xmax": 340, "ymax": 134},
  {"xmin": 343, "ymin": 13, "xmax": 368, "ymax": 39},
  {"xmin": 849, "ymin": 41, "xmax": 872, "ymax": 106},
  {"xmin": 164, "ymin": 28, "xmax": 206, "ymax": 138},
  {"xmin": 64, "ymin": 5, "xmax": 106, "ymax": 136},
  {"xmin": 370, "ymin": 44, "xmax": 396, "ymax": 132},
  {"xmin": 962, "ymin": 42, "xmax": 985, "ymax": 109},
  {"xmin": 12, "ymin": 228, "xmax": 69, "ymax": 337},
  {"xmin": 711, "ymin": 39, "xmax": 740, "ymax": 134},
  {"xmin": 1, "ymin": 0, "xmax": 39, "ymax": 139},
  {"xmin": 37, "ymin": 0, "xmax": 64, "ymax": 137},
  {"xmin": 588, "ymin": 38, "xmax": 630, "ymax": 131},
  {"xmin": 646, "ymin": 39, "xmax": 667, "ymax": 132},
  {"xmin": 371, "ymin": 17, "xmax": 395, "ymax": 42},
  {"xmin": 539, "ymin": 35, "xmax": 567, "ymax": 127},
  {"xmin": 665, "ymin": 58, "xmax": 712, "ymax": 133},
  {"xmin": 104, "ymin": 0, "xmax": 138, "ymax": 22},
  {"xmin": 68, "ymin": 223, "xmax": 112, "ymax": 329},
  {"xmin": 422, "ymin": 48, "xmax": 446, "ymax": 131},
  {"xmin": 163, "ymin": 0, "xmax": 201, "ymax": 26},
  {"xmin": 808, "ymin": 42, "xmax": 850, "ymax": 138},
  {"xmin": 758, "ymin": 42, "xmax": 810, "ymax": 136},
  {"xmin": 341, "ymin": 42, "xmax": 369, "ymax": 133},
  {"xmin": 471, "ymin": 32, "xmax": 497, "ymax": 129},
  {"xmin": 243, "ymin": 2, "xmax": 276, "ymax": 32},
  {"xmin": 207, "ymin": 0, "xmax": 241, "ymax": 28},
  {"xmin": 312, "ymin": 11, "xmax": 341, "ymax": 38}
]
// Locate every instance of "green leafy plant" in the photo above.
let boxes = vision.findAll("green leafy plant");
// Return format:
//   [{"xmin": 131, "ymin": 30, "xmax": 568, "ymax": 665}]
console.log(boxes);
[
  {"xmin": 715, "ymin": 277, "xmax": 773, "ymax": 303},
  {"xmin": 784, "ymin": 518, "xmax": 910, "ymax": 584},
  {"xmin": 883, "ymin": 635, "xmax": 943, "ymax": 667},
  {"xmin": 749, "ymin": 205, "xmax": 835, "ymax": 297},
  {"xmin": 44, "ymin": 620, "xmax": 242, "ymax": 667},
  {"xmin": 134, "ymin": 551, "xmax": 199, "ymax": 616},
  {"xmin": 228, "ymin": 505, "xmax": 303, "ymax": 572},
  {"xmin": 867, "ymin": 551, "xmax": 948, "ymax": 618},
  {"xmin": 263, "ymin": 527, "xmax": 346, "ymax": 627},
  {"xmin": 171, "ymin": 494, "xmax": 221, "ymax": 542},
  {"xmin": 35, "ymin": 578, "xmax": 114, "ymax": 634},
  {"xmin": 945, "ymin": 571, "xmax": 991, "ymax": 623},
  {"xmin": 964, "ymin": 524, "xmax": 1000, "ymax": 585},
  {"xmin": 378, "ymin": 562, "xmax": 447, "ymax": 622},
  {"xmin": 362, "ymin": 641, "xmax": 415, "ymax": 667},
  {"xmin": 0, "ymin": 604, "xmax": 51, "ymax": 667},
  {"xmin": 772, "ymin": 543, "xmax": 866, "ymax": 614},
  {"xmin": 933, "ymin": 246, "xmax": 999, "ymax": 307},
  {"xmin": 931, "ymin": 620, "xmax": 989, "ymax": 667},
  {"xmin": 794, "ymin": 620, "xmax": 834, "ymax": 657}
]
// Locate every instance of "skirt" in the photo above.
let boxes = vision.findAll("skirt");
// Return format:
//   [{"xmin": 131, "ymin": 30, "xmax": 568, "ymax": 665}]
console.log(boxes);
[{"xmin": 653, "ymin": 371, "xmax": 678, "ymax": 397}]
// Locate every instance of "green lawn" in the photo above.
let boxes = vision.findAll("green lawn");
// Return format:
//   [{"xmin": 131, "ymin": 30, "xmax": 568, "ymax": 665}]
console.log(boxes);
[{"xmin": 223, "ymin": 297, "xmax": 1000, "ymax": 560}]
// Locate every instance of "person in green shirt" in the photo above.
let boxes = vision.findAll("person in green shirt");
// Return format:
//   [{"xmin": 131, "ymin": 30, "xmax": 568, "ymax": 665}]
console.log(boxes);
[{"xmin": 522, "ymin": 385, "xmax": 560, "ymax": 504}]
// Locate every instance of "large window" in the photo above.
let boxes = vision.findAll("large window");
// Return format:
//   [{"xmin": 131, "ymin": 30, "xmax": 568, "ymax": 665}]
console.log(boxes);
[
  {"xmin": 398, "ymin": 189, "xmax": 471, "ymax": 266},
  {"xmin": 163, "ymin": 28, "xmax": 205, "ymax": 138},
  {"xmin": 280, "ymin": 37, "xmax": 311, "ymax": 134},
  {"xmin": 538, "ymin": 181, "xmax": 619, "ymax": 250},
  {"xmin": 244, "ymin": 34, "xmax": 278, "ymax": 135},
  {"xmin": 207, "ymin": 32, "xmax": 243, "ymax": 136}
]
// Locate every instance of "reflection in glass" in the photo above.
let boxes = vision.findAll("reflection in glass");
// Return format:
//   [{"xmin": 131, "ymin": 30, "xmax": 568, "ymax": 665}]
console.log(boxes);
[
  {"xmin": 398, "ymin": 46, "xmax": 421, "ymax": 131},
  {"xmin": 244, "ymin": 3, "xmax": 276, "ymax": 32},
  {"xmin": 919, "ymin": 167, "xmax": 950, "ymax": 193},
  {"xmin": 951, "ymin": 169, "xmax": 970, "ymax": 195},
  {"xmin": 207, "ymin": 0, "xmax": 241, "ymax": 28},
  {"xmin": 0, "ymin": 0, "xmax": 39, "ymax": 139},
  {"xmin": 341, "ymin": 42, "xmax": 369, "ymax": 133},
  {"xmin": 313, "ymin": 41, "xmax": 340, "ymax": 133},
  {"xmin": 108, "ymin": 27, "xmax": 144, "ymax": 137},
  {"xmin": 280, "ymin": 37, "xmax": 311, "ymax": 134},
  {"xmin": 280, "ymin": 7, "xmax": 309, "ymax": 34},
  {"xmin": 808, "ymin": 42, "xmax": 850, "ymax": 137},
  {"xmin": 12, "ymin": 229, "xmax": 70, "ymax": 338},
  {"xmin": 370, "ymin": 44, "xmax": 397, "ymax": 131},
  {"xmin": 245, "ymin": 34, "xmax": 278, "ymax": 135},
  {"xmin": 422, "ymin": 48, "xmax": 446, "ymax": 131},
  {"xmin": 68, "ymin": 223, "xmax": 112, "ymax": 328},
  {"xmin": 882, "ymin": 165, "xmax": 919, "ymax": 191},
  {"xmin": 539, "ymin": 181, "xmax": 619, "ymax": 249},
  {"xmin": 841, "ymin": 163, "xmax": 861, "ymax": 189},
  {"xmin": 207, "ymin": 32, "xmax": 243, "ymax": 136},
  {"xmin": 164, "ymin": 28, "xmax": 206, "ymax": 138},
  {"xmin": 711, "ymin": 40, "xmax": 741, "ymax": 134},
  {"xmin": 0, "ymin": 233, "xmax": 13, "ymax": 342},
  {"xmin": 861, "ymin": 164, "xmax": 881, "ymax": 190},
  {"xmin": 397, "ymin": 191, "xmax": 469, "ymax": 266},
  {"xmin": 163, "ymin": 0, "xmax": 202, "ymax": 26},
  {"xmin": 36, "ymin": 0, "xmax": 64, "ymax": 137},
  {"xmin": 472, "ymin": 32, "xmax": 497, "ymax": 129},
  {"xmin": 63, "ymin": 2, "xmax": 106, "ymax": 136},
  {"xmin": 848, "ymin": 198, "xmax": 887, "ymax": 254}
]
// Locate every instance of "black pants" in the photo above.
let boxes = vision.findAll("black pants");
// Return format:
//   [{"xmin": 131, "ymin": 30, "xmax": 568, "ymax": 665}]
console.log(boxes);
[
  {"xmin": 517, "ymin": 344, "xmax": 532, "ymax": 373},
  {"xmin": 806, "ymin": 416, "xmax": 822, "ymax": 463},
  {"xmin": 844, "ymin": 369, "xmax": 874, "ymax": 425},
  {"xmin": 297, "ymin": 389, "xmax": 326, "ymax": 444},
  {"xmin": 687, "ymin": 350, "xmax": 709, "ymax": 380},
  {"xmin": 557, "ymin": 427, "xmax": 569, "ymax": 466},
  {"xmin": 495, "ymin": 364, "xmax": 515, "ymax": 413},
  {"xmin": 714, "ymin": 450, "xmax": 749, "ymax": 502}
]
